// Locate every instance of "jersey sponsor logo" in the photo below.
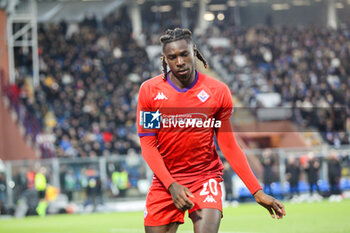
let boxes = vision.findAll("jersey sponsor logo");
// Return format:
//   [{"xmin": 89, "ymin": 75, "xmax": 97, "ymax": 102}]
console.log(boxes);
[
  {"xmin": 197, "ymin": 90, "xmax": 209, "ymax": 103},
  {"xmin": 203, "ymin": 195, "xmax": 217, "ymax": 203},
  {"xmin": 154, "ymin": 92, "xmax": 168, "ymax": 100},
  {"xmin": 142, "ymin": 110, "xmax": 161, "ymax": 129}
]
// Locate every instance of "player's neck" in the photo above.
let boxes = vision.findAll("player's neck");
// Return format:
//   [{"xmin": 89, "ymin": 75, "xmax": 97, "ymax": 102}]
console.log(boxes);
[{"xmin": 169, "ymin": 70, "xmax": 196, "ymax": 90}]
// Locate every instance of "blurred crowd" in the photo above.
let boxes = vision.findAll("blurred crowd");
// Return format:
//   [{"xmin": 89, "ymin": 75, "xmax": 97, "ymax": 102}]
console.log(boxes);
[
  {"xmin": 285, "ymin": 150, "xmax": 348, "ymax": 202},
  {"xmin": 258, "ymin": 149, "xmax": 349, "ymax": 202},
  {"xmin": 207, "ymin": 148, "xmax": 349, "ymax": 204},
  {"xmin": 7, "ymin": 7, "xmax": 154, "ymax": 158},
  {"xmin": 4, "ymin": 154, "xmax": 147, "ymax": 216},
  {"xmin": 3, "ymin": 9, "xmax": 350, "ymax": 160},
  {"xmin": 200, "ymin": 22, "xmax": 350, "ymax": 146}
]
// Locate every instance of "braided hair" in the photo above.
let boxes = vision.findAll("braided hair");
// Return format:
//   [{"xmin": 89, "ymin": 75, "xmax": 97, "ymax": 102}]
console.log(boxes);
[{"xmin": 160, "ymin": 28, "xmax": 208, "ymax": 80}]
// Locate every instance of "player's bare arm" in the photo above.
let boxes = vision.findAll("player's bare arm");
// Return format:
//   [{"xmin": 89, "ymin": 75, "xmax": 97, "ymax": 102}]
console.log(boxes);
[
  {"xmin": 254, "ymin": 190, "xmax": 286, "ymax": 219},
  {"xmin": 168, "ymin": 182, "xmax": 194, "ymax": 211}
]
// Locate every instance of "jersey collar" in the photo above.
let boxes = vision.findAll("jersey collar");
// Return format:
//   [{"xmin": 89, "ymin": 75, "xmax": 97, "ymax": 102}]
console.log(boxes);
[{"xmin": 166, "ymin": 70, "xmax": 199, "ymax": 93}]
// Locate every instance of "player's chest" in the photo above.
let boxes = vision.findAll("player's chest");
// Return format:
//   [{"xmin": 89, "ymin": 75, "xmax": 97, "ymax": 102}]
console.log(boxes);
[{"xmin": 150, "ymin": 88, "xmax": 215, "ymax": 109}]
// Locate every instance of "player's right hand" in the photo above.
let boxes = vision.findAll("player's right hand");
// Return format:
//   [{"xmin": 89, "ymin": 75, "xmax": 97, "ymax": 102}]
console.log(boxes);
[
  {"xmin": 168, "ymin": 182, "xmax": 195, "ymax": 211},
  {"xmin": 254, "ymin": 190, "xmax": 286, "ymax": 219}
]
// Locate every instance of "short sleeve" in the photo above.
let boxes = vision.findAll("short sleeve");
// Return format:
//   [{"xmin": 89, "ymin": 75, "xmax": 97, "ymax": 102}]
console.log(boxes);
[
  {"xmin": 136, "ymin": 83, "xmax": 158, "ymax": 137},
  {"xmin": 215, "ymin": 84, "xmax": 234, "ymax": 121}
]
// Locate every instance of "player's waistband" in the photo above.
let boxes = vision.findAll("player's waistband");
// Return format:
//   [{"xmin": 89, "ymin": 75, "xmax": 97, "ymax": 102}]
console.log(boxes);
[{"xmin": 151, "ymin": 173, "xmax": 223, "ymax": 190}]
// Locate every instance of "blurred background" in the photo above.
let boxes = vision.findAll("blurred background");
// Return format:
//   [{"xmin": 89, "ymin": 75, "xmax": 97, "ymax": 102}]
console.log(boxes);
[{"xmin": 0, "ymin": 0, "xmax": 349, "ymax": 217}]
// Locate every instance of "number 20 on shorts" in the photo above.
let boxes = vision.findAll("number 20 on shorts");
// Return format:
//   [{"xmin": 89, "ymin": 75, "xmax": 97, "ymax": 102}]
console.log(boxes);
[{"xmin": 200, "ymin": 179, "xmax": 218, "ymax": 196}]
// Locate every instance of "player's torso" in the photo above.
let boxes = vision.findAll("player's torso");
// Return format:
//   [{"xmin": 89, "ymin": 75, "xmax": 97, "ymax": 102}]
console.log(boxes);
[{"xmin": 144, "ymin": 72, "xmax": 224, "ymax": 184}]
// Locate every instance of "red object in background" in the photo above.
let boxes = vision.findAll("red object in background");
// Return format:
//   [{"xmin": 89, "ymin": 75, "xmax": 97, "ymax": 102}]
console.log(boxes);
[
  {"xmin": 7, "ymin": 84, "xmax": 21, "ymax": 104},
  {"xmin": 38, "ymin": 47, "xmax": 43, "ymax": 56},
  {"xmin": 26, "ymin": 171, "xmax": 35, "ymax": 189},
  {"xmin": 102, "ymin": 131, "xmax": 113, "ymax": 143},
  {"xmin": 299, "ymin": 155, "xmax": 308, "ymax": 166},
  {"xmin": 85, "ymin": 169, "xmax": 97, "ymax": 177}
]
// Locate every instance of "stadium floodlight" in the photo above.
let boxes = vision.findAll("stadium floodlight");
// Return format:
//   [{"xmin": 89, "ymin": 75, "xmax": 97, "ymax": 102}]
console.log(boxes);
[
  {"xmin": 208, "ymin": 4, "xmax": 227, "ymax": 11},
  {"xmin": 335, "ymin": 2, "xmax": 344, "ymax": 8},
  {"xmin": 250, "ymin": 0, "xmax": 268, "ymax": 3},
  {"xmin": 239, "ymin": 1, "xmax": 248, "ymax": 7},
  {"xmin": 217, "ymin": 12, "xmax": 225, "ymax": 21},
  {"xmin": 292, "ymin": 0, "xmax": 311, "ymax": 6},
  {"xmin": 182, "ymin": 1, "xmax": 192, "ymax": 8},
  {"xmin": 227, "ymin": 0, "xmax": 236, "ymax": 7},
  {"xmin": 203, "ymin": 11, "xmax": 215, "ymax": 21},
  {"xmin": 271, "ymin": 3, "xmax": 290, "ymax": 10},
  {"xmin": 150, "ymin": 5, "xmax": 172, "ymax": 13}
]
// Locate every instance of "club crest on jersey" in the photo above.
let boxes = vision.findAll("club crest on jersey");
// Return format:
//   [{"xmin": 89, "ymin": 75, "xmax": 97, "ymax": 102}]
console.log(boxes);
[
  {"xmin": 141, "ymin": 110, "xmax": 161, "ymax": 129},
  {"xmin": 197, "ymin": 90, "xmax": 209, "ymax": 103},
  {"xmin": 154, "ymin": 92, "xmax": 168, "ymax": 100}
]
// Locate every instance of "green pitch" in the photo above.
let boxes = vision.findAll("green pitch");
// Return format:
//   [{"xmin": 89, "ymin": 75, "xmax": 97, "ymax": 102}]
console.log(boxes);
[{"xmin": 1, "ymin": 199, "xmax": 350, "ymax": 233}]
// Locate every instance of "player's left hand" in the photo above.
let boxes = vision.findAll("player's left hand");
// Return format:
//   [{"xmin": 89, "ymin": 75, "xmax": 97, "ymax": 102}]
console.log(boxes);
[{"xmin": 253, "ymin": 190, "xmax": 286, "ymax": 219}]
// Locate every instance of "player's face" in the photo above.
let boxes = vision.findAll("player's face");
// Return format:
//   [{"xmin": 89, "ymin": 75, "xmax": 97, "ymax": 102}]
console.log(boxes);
[{"xmin": 163, "ymin": 39, "xmax": 195, "ymax": 81}]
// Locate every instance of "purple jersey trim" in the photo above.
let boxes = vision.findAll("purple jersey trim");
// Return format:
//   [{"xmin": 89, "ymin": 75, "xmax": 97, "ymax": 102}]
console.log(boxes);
[
  {"xmin": 138, "ymin": 133, "xmax": 157, "ymax": 137},
  {"xmin": 167, "ymin": 70, "xmax": 199, "ymax": 93}
]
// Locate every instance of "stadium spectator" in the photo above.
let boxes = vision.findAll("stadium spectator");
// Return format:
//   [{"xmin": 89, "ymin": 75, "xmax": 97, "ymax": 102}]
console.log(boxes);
[
  {"xmin": 35, "ymin": 167, "xmax": 48, "ymax": 217},
  {"xmin": 303, "ymin": 152, "xmax": 322, "ymax": 199},
  {"xmin": 261, "ymin": 149, "xmax": 275, "ymax": 196},
  {"xmin": 0, "ymin": 173, "xmax": 6, "ymax": 214},
  {"xmin": 285, "ymin": 157, "xmax": 301, "ymax": 200},
  {"xmin": 63, "ymin": 169, "xmax": 76, "ymax": 202},
  {"xmin": 26, "ymin": 169, "xmax": 36, "ymax": 190},
  {"xmin": 78, "ymin": 168, "xmax": 89, "ymax": 200},
  {"xmin": 83, "ymin": 168, "xmax": 103, "ymax": 212},
  {"xmin": 124, "ymin": 148, "xmax": 142, "ymax": 188},
  {"xmin": 327, "ymin": 150, "xmax": 342, "ymax": 200},
  {"xmin": 137, "ymin": 28, "xmax": 285, "ymax": 232},
  {"xmin": 222, "ymin": 161, "xmax": 234, "ymax": 203},
  {"xmin": 111, "ymin": 167, "xmax": 129, "ymax": 198},
  {"xmin": 13, "ymin": 170, "xmax": 28, "ymax": 202}
]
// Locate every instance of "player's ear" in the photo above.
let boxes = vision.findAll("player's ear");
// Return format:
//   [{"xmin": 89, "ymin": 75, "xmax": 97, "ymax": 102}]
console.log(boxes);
[
  {"xmin": 193, "ymin": 45, "xmax": 198, "ymax": 56},
  {"xmin": 161, "ymin": 55, "xmax": 167, "ymax": 64},
  {"xmin": 193, "ymin": 44, "xmax": 197, "ymax": 53}
]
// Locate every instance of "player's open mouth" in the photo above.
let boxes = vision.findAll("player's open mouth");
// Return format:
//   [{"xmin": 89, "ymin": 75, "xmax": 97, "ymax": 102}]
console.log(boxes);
[{"xmin": 177, "ymin": 69, "xmax": 188, "ymax": 76}]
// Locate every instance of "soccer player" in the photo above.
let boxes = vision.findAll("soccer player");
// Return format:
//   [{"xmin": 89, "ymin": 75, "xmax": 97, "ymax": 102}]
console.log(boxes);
[{"xmin": 137, "ymin": 28, "xmax": 286, "ymax": 233}]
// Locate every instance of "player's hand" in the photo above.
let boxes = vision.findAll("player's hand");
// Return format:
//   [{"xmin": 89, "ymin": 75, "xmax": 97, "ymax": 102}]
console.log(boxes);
[
  {"xmin": 253, "ymin": 190, "xmax": 286, "ymax": 219},
  {"xmin": 168, "ymin": 182, "xmax": 194, "ymax": 211}
]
